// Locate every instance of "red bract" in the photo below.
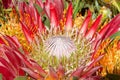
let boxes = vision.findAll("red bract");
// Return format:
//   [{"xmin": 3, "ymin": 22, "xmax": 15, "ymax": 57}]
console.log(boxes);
[
  {"xmin": 99, "ymin": 14, "xmax": 120, "ymax": 40},
  {"xmin": 0, "ymin": 36, "xmax": 25, "ymax": 80},
  {"xmin": 50, "ymin": 3, "xmax": 59, "ymax": 27},
  {"xmin": 1, "ymin": 0, "xmax": 19, "ymax": 9},
  {"xmin": 37, "ymin": 0, "xmax": 64, "ymax": 20},
  {"xmin": 65, "ymin": 3, "xmax": 73, "ymax": 31},
  {"xmin": 70, "ymin": 54, "xmax": 104, "ymax": 80},
  {"xmin": 18, "ymin": 1, "xmax": 45, "ymax": 43},
  {"xmin": 0, "ymin": 35, "xmax": 47, "ymax": 80},
  {"xmin": 43, "ymin": 55, "xmax": 104, "ymax": 80},
  {"xmin": 90, "ymin": 14, "xmax": 120, "ymax": 59},
  {"xmin": 76, "ymin": 11, "xmax": 120, "ymax": 59},
  {"xmin": 85, "ymin": 14, "xmax": 102, "ymax": 39},
  {"xmin": 79, "ymin": 10, "xmax": 92, "ymax": 36},
  {"xmin": 18, "ymin": 0, "xmax": 69, "ymax": 43},
  {"xmin": 2, "ymin": 0, "xmax": 12, "ymax": 9},
  {"xmin": 20, "ymin": 21, "xmax": 34, "ymax": 43}
]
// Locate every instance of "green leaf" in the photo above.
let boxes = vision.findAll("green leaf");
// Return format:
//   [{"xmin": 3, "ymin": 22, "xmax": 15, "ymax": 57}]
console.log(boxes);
[
  {"xmin": 73, "ymin": 0, "xmax": 81, "ymax": 18},
  {"xmin": 72, "ymin": 76, "xmax": 79, "ymax": 80},
  {"xmin": 34, "ymin": 3, "xmax": 50, "ymax": 28},
  {"xmin": 34, "ymin": 3, "xmax": 43, "ymax": 14},
  {"xmin": 112, "ymin": 0, "xmax": 120, "ymax": 12},
  {"xmin": 73, "ymin": 0, "xmax": 84, "ymax": 18},
  {"xmin": 95, "ymin": 0, "xmax": 100, "ymax": 11},
  {"xmin": 0, "ymin": 74, "xmax": 2, "ymax": 80},
  {"xmin": 42, "ymin": 14, "xmax": 50, "ymax": 28},
  {"xmin": 110, "ymin": 31, "xmax": 120, "ymax": 39},
  {"xmin": 14, "ymin": 76, "xmax": 27, "ymax": 80},
  {"xmin": 42, "ymin": 0, "xmax": 46, "ymax": 2},
  {"xmin": 64, "ymin": 0, "xmax": 68, "ymax": 9},
  {"xmin": 103, "ymin": 73, "xmax": 120, "ymax": 80}
]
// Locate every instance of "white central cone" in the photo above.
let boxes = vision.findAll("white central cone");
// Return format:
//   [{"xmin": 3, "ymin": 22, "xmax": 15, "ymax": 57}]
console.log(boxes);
[{"xmin": 44, "ymin": 36, "xmax": 76, "ymax": 59}]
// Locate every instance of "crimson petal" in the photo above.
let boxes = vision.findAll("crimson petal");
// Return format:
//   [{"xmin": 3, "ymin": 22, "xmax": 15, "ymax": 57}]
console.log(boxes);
[
  {"xmin": 50, "ymin": 3, "xmax": 59, "ymax": 27},
  {"xmin": 0, "ymin": 66, "xmax": 15, "ymax": 80},
  {"xmin": 0, "ymin": 57, "xmax": 16, "ymax": 76},
  {"xmin": 54, "ymin": 0, "xmax": 64, "ymax": 20},
  {"xmin": 81, "ymin": 66, "xmax": 102, "ymax": 79},
  {"xmin": 85, "ymin": 15, "xmax": 102, "ymax": 39},
  {"xmin": 88, "ymin": 54, "xmax": 104, "ymax": 69},
  {"xmin": 20, "ymin": 21, "xmax": 33, "ymax": 43},
  {"xmin": 21, "ymin": 67, "xmax": 43, "ymax": 79},
  {"xmin": 71, "ymin": 66, "xmax": 85, "ymax": 78},
  {"xmin": 65, "ymin": 3, "xmax": 73, "ymax": 32},
  {"xmin": 29, "ymin": 59, "xmax": 47, "ymax": 77},
  {"xmin": 79, "ymin": 10, "xmax": 92, "ymax": 36},
  {"xmin": 99, "ymin": 14, "xmax": 120, "ymax": 40}
]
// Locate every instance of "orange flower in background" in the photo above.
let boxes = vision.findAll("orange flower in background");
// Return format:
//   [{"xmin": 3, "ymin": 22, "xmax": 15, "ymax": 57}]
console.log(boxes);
[{"xmin": 95, "ymin": 37, "xmax": 120, "ymax": 76}]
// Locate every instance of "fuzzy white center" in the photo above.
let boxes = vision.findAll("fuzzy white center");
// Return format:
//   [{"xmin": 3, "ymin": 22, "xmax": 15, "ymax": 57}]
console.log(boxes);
[{"xmin": 44, "ymin": 36, "xmax": 76, "ymax": 59}]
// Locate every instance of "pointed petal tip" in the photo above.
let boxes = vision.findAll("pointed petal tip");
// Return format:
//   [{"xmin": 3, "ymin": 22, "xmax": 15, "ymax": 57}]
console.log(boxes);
[
  {"xmin": 20, "ymin": 21, "xmax": 33, "ymax": 43},
  {"xmin": 85, "ymin": 14, "xmax": 102, "ymax": 39},
  {"xmin": 99, "ymin": 13, "xmax": 120, "ymax": 40},
  {"xmin": 79, "ymin": 10, "xmax": 92, "ymax": 35},
  {"xmin": 50, "ymin": 3, "xmax": 59, "ymax": 27},
  {"xmin": 65, "ymin": 3, "xmax": 73, "ymax": 31}
]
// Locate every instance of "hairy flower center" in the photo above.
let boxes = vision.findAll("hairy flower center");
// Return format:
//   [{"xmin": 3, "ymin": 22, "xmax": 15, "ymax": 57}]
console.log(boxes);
[{"xmin": 44, "ymin": 36, "xmax": 76, "ymax": 59}]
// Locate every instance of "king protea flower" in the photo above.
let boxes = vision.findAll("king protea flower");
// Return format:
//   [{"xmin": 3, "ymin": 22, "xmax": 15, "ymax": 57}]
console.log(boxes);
[
  {"xmin": 18, "ymin": 0, "xmax": 120, "ymax": 79},
  {"xmin": 0, "ymin": 34, "xmax": 103, "ymax": 80},
  {"xmin": 19, "ymin": 0, "xmax": 120, "ymax": 60},
  {"xmin": 0, "ymin": 0, "xmax": 120, "ymax": 80}
]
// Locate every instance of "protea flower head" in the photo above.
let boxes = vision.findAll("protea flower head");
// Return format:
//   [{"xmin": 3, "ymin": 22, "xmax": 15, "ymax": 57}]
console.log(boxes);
[
  {"xmin": 0, "ymin": 0, "xmax": 120, "ymax": 80},
  {"xmin": 19, "ymin": 0, "xmax": 120, "ymax": 73},
  {"xmin": 0, "ymin": 34, "xmax": 103, "ymax": 80},
  {"xmin": 19, "ymin": 0, "xmax": 120, "ymax": 58}
]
